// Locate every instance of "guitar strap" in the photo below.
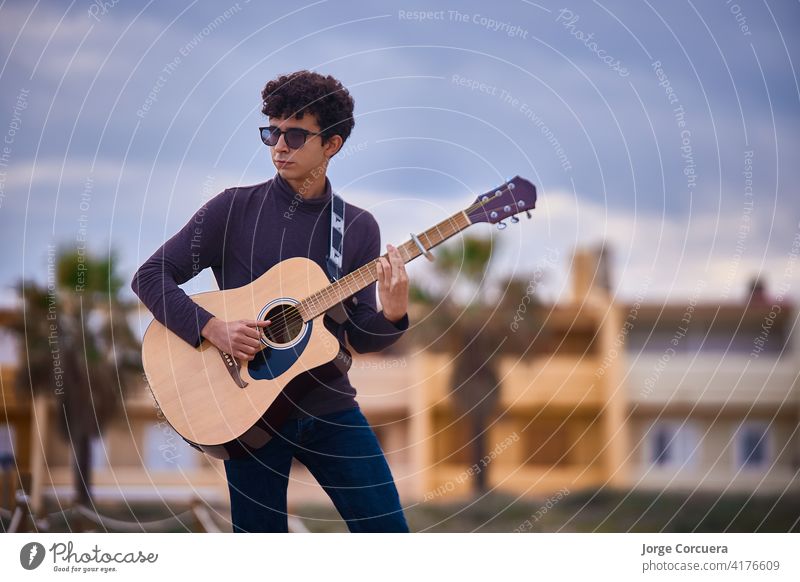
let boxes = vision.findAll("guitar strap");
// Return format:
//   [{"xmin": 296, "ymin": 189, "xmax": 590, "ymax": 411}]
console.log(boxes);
[
  {"xmin": 326, "ymin": 191, "xmax": 345, "ymax": 282},
  {"xmin": 323, "ymin": 191, "xmax": 353, "ymax": 325}
]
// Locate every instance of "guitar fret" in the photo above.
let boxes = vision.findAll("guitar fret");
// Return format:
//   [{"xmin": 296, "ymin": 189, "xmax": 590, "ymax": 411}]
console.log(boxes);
[{"xmin": 422, "ymin": 232, "xmax": 432, "ymax": 250}]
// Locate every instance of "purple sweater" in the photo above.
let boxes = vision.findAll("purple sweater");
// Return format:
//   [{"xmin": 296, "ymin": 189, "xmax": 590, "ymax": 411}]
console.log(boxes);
[{"xmin": 131, "ymin": 171, "xmax": 409, "ymax": 418}]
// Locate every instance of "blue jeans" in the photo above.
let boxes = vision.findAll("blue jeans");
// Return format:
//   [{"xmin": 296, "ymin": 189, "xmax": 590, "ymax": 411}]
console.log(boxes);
[{"xmin": 223, "ymin": 406, "xmax": 409, "ymax": 532}]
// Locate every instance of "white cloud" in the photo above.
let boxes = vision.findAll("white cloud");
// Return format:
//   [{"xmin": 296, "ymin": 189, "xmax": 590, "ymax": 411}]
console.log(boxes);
[{"xmin": 347, "ymin": 184, "xmax": 800, "ymax": 306}]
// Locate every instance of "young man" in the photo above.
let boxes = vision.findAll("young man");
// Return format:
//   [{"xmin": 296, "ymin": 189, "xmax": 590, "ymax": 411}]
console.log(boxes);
[{"xmin": 131, "ymin": 70, "xmax": 411, "ymax": 532}]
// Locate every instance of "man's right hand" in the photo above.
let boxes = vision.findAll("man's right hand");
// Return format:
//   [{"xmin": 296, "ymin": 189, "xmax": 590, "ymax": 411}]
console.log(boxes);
[{"xmin": 201, "ymin": 317, "xmax": 272, "ymax": 361}]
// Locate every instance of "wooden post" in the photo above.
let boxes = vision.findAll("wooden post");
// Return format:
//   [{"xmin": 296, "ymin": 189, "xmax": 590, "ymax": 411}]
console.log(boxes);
[
  {"xmin": 29, "ymin": 394, "xmax": 48, "ymax": 517},
  {"xmin": 599, "ymin": 300, "xmax": 629, "ymax": 488}
]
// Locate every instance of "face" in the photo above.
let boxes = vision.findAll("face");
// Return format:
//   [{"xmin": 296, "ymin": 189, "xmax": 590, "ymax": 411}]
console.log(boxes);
[{"xmin": 267, "ymin": 114, "xmax": 342, "ymax": 181}]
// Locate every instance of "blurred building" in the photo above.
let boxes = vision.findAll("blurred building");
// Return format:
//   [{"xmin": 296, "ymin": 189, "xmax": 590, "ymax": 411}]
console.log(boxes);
[
  {"xmin": 1, "ymin": 245, "xmax": 798, "ymax": 518},
  {"xmin": 625, "ymin": 276, "xmax": 799, "ymax": 493},
  {"xmin": 410, "ymin": 244, "xmax": 629, "ymax": 499}
]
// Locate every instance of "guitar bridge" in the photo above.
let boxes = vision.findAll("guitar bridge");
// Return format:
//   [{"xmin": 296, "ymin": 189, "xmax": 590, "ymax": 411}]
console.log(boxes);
[{"xmin": 219, "ymin": 350, "xmax": 249, "ymax": 388}]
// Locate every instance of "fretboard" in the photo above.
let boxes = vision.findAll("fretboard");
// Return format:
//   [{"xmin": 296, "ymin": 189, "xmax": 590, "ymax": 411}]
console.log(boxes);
[{"xmin": 298, "ymin": 210, "xmax": 472, "ymax": 321}]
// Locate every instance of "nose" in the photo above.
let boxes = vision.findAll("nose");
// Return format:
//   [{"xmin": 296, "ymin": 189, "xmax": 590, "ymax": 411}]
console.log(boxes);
[{"xmin": 274, "ymin": 132, "xmax": 290, "ymax": 153}]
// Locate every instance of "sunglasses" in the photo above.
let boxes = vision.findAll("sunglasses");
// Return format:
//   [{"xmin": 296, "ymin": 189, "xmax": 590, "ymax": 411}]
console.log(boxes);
[{"xmin": 259, "ymin": 125, "xmax": 323, "ymax": 149}]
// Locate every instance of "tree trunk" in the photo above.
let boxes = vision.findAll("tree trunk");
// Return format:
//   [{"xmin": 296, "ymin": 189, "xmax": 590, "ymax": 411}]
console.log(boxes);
[
  {"xmin": 470, "ymin": 414, "xmax": 488, "ymax": 494},
  {"xmin": 73, "ymin": 433, "xmax": 92, "ymax": 506}
]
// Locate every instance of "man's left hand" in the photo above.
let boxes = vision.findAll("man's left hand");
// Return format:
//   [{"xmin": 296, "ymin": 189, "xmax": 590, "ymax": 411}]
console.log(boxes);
[{"xmin": 376, "ymin": 243, "xmax": 409, "ymax": 323}]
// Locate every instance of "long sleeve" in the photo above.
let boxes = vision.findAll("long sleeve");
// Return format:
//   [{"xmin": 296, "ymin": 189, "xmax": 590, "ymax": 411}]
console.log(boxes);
[
  {"xmin": 131, "ymin": 190, "xmax": 231, "ymax": 348},
  {"xmin": 344, "ymin": 214, "xmax": 410, "ymax": 354}
]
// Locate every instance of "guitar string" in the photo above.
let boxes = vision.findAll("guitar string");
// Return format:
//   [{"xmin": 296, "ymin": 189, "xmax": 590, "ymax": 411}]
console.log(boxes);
[{"xmin": 248, "ymin": 183, "xmax": 520, "ymax": 344}]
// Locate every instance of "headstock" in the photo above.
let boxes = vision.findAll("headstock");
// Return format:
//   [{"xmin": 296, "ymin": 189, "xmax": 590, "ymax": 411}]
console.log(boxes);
[{"xmin": 465, "ymin": 176, "xmax": 537, "ymax": 229}]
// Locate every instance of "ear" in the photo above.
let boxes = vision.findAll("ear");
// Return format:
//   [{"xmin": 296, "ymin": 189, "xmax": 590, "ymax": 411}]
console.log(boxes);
[{"xmin": 324, "ymin": 134, "xmax": 344, "ymax": 158}]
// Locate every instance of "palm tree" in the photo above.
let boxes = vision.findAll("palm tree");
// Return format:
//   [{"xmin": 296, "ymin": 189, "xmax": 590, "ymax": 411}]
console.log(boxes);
[
  {"xmin": 9, "ymin": 246, "xmax": 141, "ymax": 509},
  {"xmin": 407, "ymin": 235, "xmax": 547, "ymax": 494}
]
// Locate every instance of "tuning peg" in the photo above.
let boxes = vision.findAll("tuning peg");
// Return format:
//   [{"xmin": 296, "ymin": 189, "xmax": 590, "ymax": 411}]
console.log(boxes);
[
  {"xmin": 496, "ymin": 221, "xmax": 507, "ymax": 230},
  {"xmin": 510, "ymin": 216, "xmax": 519, "ymax": 223},
  {"xmin": 525, "ymin": 210, "xmax": 532, "ymax": 219}
]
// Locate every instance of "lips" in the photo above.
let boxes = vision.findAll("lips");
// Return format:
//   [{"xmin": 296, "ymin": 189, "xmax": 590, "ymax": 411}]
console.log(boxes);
[{"xmin": 275, "ymin": 160, "xmax": 294, "ymax": 166}]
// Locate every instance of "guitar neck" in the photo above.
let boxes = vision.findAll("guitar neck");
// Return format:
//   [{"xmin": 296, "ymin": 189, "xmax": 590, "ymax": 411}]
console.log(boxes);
[{"xmin": 298, "ymin": 210, "xmax": 472, "ymax": 321}]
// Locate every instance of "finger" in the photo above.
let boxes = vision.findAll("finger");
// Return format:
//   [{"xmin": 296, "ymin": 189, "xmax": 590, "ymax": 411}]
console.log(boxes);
[
  {"xmin": 242, "ymin": 327, "xmax": 264, "ymax": 341},
  {"xmin": 383, "ymin": 258, "xmax": 394, "ymax": 287},
  {"xmin": 388, "ymin": 246, "xmax": 404, "ymax": 285},
  {"xmin": 390, "ymin": 248, "xmax": 405, "ymax": 271},
  {"xmin": 388, "ymin": 263, "xmax": 399, "ymax": 287},
  {"xmin": 391, "ymin": 255, "xmax": 405, "ymax": 272},
  {"xmin": 240, "ymin": 321, "xmax": 268, "ymax": 336},
  {"xmin": 240, "ymin": 343, "xmax": 259, "ymax": 355},
  {"xmin": 239, "ymin": 336, "xmax": 262, "ymax": 349},
  {"xmin": 377, "ymin": 258, "xmax": 388, "ymax": 285}
]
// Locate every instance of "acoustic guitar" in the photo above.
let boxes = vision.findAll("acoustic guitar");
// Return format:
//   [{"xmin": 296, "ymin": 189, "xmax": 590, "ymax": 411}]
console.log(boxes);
[{"xmin": 141, "ymin": 176, "xmax": 537, "ymax": 459}]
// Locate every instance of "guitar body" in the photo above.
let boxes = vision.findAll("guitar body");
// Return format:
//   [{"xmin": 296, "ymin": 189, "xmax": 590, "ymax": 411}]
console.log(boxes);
[{"xmin": 141, "ymin": 257, "xmax": 351, "ymax": 460}]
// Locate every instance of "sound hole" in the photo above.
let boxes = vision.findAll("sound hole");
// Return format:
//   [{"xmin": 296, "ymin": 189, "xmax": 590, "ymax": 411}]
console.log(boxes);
[{"xmin": 262, "ymin": 303, "xmax": 303, "ymax": 345}]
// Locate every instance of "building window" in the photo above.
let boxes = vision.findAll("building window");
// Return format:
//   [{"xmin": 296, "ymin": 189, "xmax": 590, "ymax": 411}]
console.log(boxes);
[
  {"xmin": 143, "ymin": 423, "xmax": 198, "ymax": 472},
  {"xmin": 648, "ymin": 421, "xmax": 700, "ymax": 468},
  {"xmin": 626, "ymin": 324, "xmax": 786, "ymax": 355},
  {"xmin": 0, "ymin": 330, "xmax": 19, "ymax": 365},
  {"xmin": 735, "ymin": 422, "xmax": 771, "ymax": 469},
  {"xmin": 91, "ymin": 437, "xmax": 109, "ymax": 471}
]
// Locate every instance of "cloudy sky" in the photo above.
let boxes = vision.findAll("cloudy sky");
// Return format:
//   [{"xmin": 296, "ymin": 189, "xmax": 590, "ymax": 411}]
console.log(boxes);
[{"xmin": 1, "ymin": 0, "xmax": 798, "ymax": 311}]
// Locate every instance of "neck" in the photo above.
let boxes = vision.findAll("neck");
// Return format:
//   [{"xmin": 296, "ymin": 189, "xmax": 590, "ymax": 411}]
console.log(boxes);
[
  {"xmin": 297, "ymin": 209, "xmax": 473, "ymax": 321},
  {"xmin": 283, "ymin": 164, "xmax": 328, "ymax": 200}
]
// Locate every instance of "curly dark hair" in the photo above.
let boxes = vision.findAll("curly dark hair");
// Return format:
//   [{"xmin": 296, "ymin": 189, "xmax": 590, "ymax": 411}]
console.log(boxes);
[{"xmin": 261, "ymin": 70, "xmax": 355, "ymax": 148}]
